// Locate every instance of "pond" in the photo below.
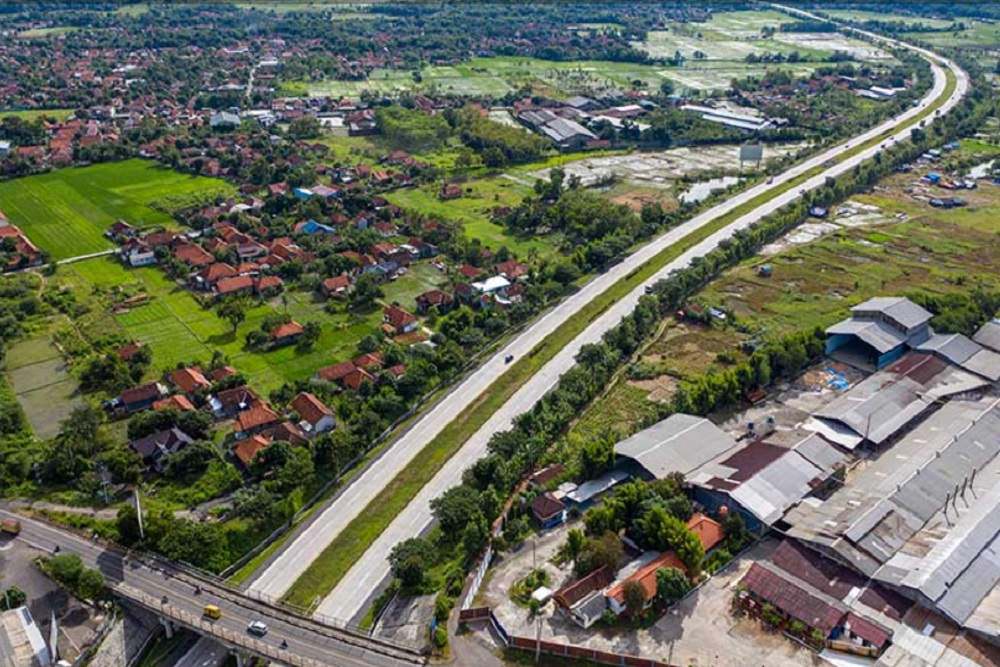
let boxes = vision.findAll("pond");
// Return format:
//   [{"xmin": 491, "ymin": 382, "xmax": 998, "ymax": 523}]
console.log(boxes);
[{"xmin": 679, "ymin": 175, "xmax": 741, "ymax": 204}]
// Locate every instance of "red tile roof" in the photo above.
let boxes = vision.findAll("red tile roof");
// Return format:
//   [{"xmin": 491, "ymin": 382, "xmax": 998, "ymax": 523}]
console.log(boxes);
[
  {"xmin": 175, "ymin": 244, "xmax": 215, "ymax": 267},
  {"xmin": 233, "ymin": 434, "xmax": 271, "ymax": 465},
  {"xmin": 216, "ymin": 274, "xmax": 255, "ymax": 294},
  {"xmin": 316, "ymin": 361, "xmax": 356, "ymax": 382},
  {"xmin": 687, "ymin": 512, "xmax": 724, "ymax": 552},
  {"xmin": 153, "ymin": 395, "xmax": 196, "ymax": 412},
  {"xmin": 291, "ymin": 392, "xmax": 333, "ymax": 427},
  {"xmin": 169, "ymin": 367, "xmax": 211, "ymax": 395},
  {"xmin": 383, "ymin": 305, "xmax": 416, "ymax": 330},
  {"xmin": 235, "ymin": 404, "xmax": 280, "ymax": 433},
  {"xmin": 606, "ymin": 551, "xmax": 687, "ymax": 606},
  {"xmin": 199, "ymin": 262, "xmax": 237, "ymax": 282},
  {"xmin": 271, "ymin": 320, "xmax": 303, "ymax": 340},
  {"xmin": 121, "ymin": 382, "xmax": 161, "ymax": 405}
]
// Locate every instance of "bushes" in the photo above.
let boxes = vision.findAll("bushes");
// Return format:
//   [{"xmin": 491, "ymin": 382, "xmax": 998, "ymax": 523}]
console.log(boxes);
[{"xmin": 40, "ymin": 553, "xmax": 106, "ymax": 601}]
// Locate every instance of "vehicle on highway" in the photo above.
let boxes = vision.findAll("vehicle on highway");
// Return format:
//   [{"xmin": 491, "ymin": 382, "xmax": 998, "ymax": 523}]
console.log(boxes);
[
  {"xmin": 203, "ymin": 605, "xmax": 222, "ymax": 620},
  {"xmin": 766, "ymin": 176, "xmax": 774, "ymax": 184},
  {"xmin": 247, "ymin": 620, "xmax": 268, "ymax": 636},
  {"xmin": 1, "ymin": 518, "xmax": 21, "ymax": 535}
]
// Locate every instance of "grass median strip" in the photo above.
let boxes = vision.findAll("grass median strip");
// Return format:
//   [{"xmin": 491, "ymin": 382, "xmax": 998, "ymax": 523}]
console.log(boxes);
[{"xmin": 279, "ymin": 65, "xmax": 958, "ymax": 608}]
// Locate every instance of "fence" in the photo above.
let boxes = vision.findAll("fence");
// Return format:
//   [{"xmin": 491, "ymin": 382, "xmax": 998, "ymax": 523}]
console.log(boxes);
[
  {"xmin": 461, "ymin": 544, "xmax": 494, "ymax": 610},
  {"xmin": 473, "ymin": 604, "xmax": 679, "ymax": 667}
]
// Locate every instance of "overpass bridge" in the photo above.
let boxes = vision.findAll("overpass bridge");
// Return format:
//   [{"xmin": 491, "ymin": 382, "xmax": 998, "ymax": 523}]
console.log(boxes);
[{"xmin": 0, "ymin": 510, "xmax": 425, "ymax": 667}]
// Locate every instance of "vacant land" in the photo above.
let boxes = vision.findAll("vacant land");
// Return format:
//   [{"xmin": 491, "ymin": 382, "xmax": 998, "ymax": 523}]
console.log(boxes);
[
  {"xmin": 0, "ymin": 108, "xmax": 74, "ymax": 122},
  {"xmin": 824, "ymin": 10, "xmax": 956, "ymax": 29},
  {"xmin": 0, "ymin": 160, "xmax": 234, "ymax": 260},
  {"xmin": 384, "ymin": 177, "xmax": 560, "ymax": 258}
]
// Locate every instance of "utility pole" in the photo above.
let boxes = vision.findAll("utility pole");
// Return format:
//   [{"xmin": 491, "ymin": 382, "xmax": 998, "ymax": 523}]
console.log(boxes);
[
  {"xmin": 135, "ymin": 488, "xmax": 145, "ymax": 541},
  {"xmin": 535, "ymin": 615, "xmax": 541, "ymax": 664}
]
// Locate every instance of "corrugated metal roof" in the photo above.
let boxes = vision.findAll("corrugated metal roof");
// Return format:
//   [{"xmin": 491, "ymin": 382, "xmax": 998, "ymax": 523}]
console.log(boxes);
[
  {"xmin": 826, "ymin": 319, "xmax": 908, "ymax": 354},
  {"xmin": 973, "ymin": 321, "xmax": 1000, "ymax": 353},
  {"xmin": 917, "ymin": 333, "xmax": 981, "ymax": 365},
  {"xmin": 615, "ymin": 414, "xmax": 737, "ymax": 479},
  {"xmin": 742, "ymin": 563, "xmax": 846, "ymax": 635},
  {"xmin": 789, "ymin": 400, "xmax": 1000, "ymax": 578},
  {"xmin": 731, "ymin": 451, "xmax": 825, "ymax": 525},
  {"xmin": 851, "ymin": 297, "xmax": 932, "ymax": 330},
  {"xmin": 961, "ymin": 348, "xmax": 1000, "ymax": 382}
]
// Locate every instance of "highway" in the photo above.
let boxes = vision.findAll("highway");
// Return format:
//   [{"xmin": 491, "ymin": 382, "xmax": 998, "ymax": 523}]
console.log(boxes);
[
  {"xmin": 246, "ymin": 16, "xmax": 969, "ymax": 621},
  {"xmin": 0, "ymin": 510, "xmax": 424, "ymax": 667}
]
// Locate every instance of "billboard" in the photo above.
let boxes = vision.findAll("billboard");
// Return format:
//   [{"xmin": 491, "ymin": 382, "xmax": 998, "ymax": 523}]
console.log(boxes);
[{"xmin": 739, "ymin": 144, "xmax": 764, "ymax": 162}]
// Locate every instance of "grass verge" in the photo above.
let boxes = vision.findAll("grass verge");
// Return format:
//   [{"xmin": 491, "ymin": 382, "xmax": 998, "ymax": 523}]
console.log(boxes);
[{"xmin": 279, "ymin": 65, "xmax": 958, "ymax": 607}]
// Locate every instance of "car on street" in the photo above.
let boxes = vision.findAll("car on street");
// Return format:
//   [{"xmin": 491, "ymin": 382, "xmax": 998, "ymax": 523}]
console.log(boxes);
[{"xmin": 247, "ymin": 620, "xmax": 268, "ymax": 636}]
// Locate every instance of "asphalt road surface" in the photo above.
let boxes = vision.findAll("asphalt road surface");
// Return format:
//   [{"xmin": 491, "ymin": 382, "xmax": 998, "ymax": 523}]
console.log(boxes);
[
  {"xmin": 0, "ymin": 510, "xmax": 423, "ymax": 667},
  {"xmin": 247, "ymin": 17, "xmax": 969, "ymax": 622}
]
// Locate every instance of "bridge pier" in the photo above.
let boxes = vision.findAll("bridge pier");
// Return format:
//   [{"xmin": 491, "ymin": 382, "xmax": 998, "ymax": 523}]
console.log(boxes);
[
  {"xmin": 233, "ymin": 650, "xmax": 249, "ymax": 667},
  {"xmin": 159, "ymin": 617, "xmax": 175, "ymax": 639}
]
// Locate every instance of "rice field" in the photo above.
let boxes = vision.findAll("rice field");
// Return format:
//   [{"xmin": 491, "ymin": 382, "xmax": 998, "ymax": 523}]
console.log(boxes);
[{"xmin": 0, "ymin": 160, "xmax": 235, "ymax": 260}]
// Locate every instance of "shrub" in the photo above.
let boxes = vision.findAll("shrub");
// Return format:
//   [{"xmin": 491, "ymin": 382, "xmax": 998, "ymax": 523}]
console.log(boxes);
[
  {"xmin": 0, "ymin": 587, "xmax": 27, "ymax": 610},
  {"xmin": 433, "ymin": 625, "xmax": 448, "ymax": 649}
]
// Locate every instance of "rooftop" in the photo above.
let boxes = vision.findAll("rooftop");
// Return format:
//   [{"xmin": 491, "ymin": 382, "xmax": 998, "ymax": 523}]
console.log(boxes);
[{"xmin": 615, "ymin": 414, "xmax": 738, "ymax": 480}]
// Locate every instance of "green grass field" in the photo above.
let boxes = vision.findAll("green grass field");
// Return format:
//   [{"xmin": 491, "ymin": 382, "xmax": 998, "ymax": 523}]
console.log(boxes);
[
  {"xmin": 5, "ymin": 334, "xmax": 83, "ymax": 440},
  {"xmin": 57, "ymin": 258, "xmax": 383, "ymax": 396},
  {"xmin": 0, "ymin": 160, "xmax": 235, "ymax": 261},
  {"xmin": 0, "ymin": 109, "xmax": 74, "ymax": 122}
]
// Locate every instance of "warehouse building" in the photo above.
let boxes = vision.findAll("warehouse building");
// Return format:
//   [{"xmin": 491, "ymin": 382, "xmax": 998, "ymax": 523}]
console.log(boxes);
[
  {"xmin": 825, "ymin": 297, "xmax": 933, "ymax": 370},
  {"xmin": 614, "ymin": 413, "xmax": 738, "ymax": 481}
]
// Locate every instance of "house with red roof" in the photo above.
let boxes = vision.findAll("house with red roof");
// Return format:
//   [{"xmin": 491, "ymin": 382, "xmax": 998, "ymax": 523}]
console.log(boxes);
[
  {"xmin": 119, "ymin": 382, "xmax": 166, "ymax": 414},
  {"xmin": 382, "ymin": 306, "xmax": 418, "ymax": 336},
  {"xmin": 271, "ymin": 320, "xmax": 303, "ymax": 347},
  {"xmin": 214, "ymin": 274, "xmax": 255, "ymax": 298},
  {"xmin": 234, "ymin": 404, "xmax": 281, "ymax": 440},
  {"xmin": 416, "ymin": 289, "xmax": 454, "ymax": 315},
  {"xmin": 169, "ymin": 366, "xmax": 211, "ymax": 395},
  {"xmin": 153, "ymin": 394, "xmax": 196, "ymax": 412},
  {"xmin": 343, "ymin": 366, "xmax": 375, "ymax": 392},
  {"xmin": 315, "ymin": 361, "xmax": 356, "ymax": 384},
  {"xmin": 291, "ymin": 392, "xmax": 335, "ymax": 436},
  {"xmin": 322, "ymin": 275, "xmax": 351, "ymax": 299},
  {"xmin": 174, "ymin": 243, "xmax": 215, "ymax": 267},
  {"xmin": 233, "ymin": 434, "xmax": 272, "ymax": 466}
]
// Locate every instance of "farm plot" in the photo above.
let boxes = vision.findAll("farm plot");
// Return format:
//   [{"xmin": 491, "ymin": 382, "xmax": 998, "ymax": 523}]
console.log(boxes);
[
  {"xmin": 6, "ymin": 335, "xmax": 83, "ymax": 439},
  {"xmin": 0, "ymin": 160, "xmax": 235, "ymax": 260}
]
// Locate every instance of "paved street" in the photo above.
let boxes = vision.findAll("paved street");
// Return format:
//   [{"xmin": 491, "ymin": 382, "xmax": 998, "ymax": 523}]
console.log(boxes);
[
  {"xmin": 243, "ymin": 12, "xmax": 969, "ymax": 624},
  {"xmin": 0, "ymin": 510, "xmax": 423, "ymax": 667}
]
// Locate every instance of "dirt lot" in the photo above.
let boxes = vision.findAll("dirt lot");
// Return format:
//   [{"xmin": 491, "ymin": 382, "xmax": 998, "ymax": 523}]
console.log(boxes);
[
  {"xmin": 526, "ymin": 143, "xmax": 806, "ymax": 190},
  {"xmin": 480, "ymin": 531, "xmax": 821, "ymax": 667},
  {"xmin": 0, "ymin": 531, "xmax": 105, "ymax": 662}
]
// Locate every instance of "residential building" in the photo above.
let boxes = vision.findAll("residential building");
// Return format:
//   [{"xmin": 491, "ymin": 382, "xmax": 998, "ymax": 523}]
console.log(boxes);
[
  {"xmin": 271, "ymin": 320, "xmax": 303, "ymax": 347},
  {"xmin": 0, "ymin": 606, "xmax": 51, "ymax": 667},
  {"xmin": 129, "ymin": 427, "xmax": 194, "ymax": 471},
  {"xmin": 119, "ymin": 382, "xmax": 165, "ymax": 413},
  {"xmin": 382, "ymin": 305, "xmax": 418, "ymax": 336},
  {"xmin": 530, "ymin": 493, "xmax": 567, "ymax": 530},
  {"xmin": 291, "ymin": 391, "xmax": 335, "ymax": 436}
]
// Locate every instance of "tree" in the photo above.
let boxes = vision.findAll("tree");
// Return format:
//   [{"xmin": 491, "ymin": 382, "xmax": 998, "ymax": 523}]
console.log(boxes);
[
  {"xmin": 557, "ymin": 528, "xmax": 586, "ymax": 565},
  {"xmin": 431, "ymin": 486, "xmax": 484, "ymax": 540},
  {"xmin": 299, "ymin": 321, "xmax": 321, "ymax": 348},
  {"xmin": 350, "ymin": 273, "xmax": 384, "ymax": 310},
  {"xmin": 655, "ymin": 567, "xmax": 690, "ymax": 605},
  {"xmin": 389, "ymin": 537, "xmax": 436, "ymax": 589},
  {"xmin": 622, "ymin": 579, "xmax": 648, "ymax": 619},
  {"xmin": 579, "ymin": 434, "xmax": 614, "ymax": 479},
  {"xmin": 576, "ymin": 532, "xmax": 623, "ymax": 576},
  {"xmin": 217, "ymin": 299, "xmax": 246, "ymax": 333},
  {"xmin": 0, "ymin": 587, "xmax": 27, "ymax": 610},
  {"xmin": 47, "ymin": 553, "xmax": 83, "ymax": 587},
  {"xmin": 288, "ymin": 115, "xmax": 322, "ymax": 140},
  {"xmin": 659, "ymin": 80, "xmax": 675, "ymax": 97},
  {"xmin": 77, "ymin": 568, "xmax": 105, "ymax": 600}
]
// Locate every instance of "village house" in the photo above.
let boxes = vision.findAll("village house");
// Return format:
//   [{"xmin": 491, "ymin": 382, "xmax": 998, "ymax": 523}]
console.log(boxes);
[
  {"xmin": 118, "ymin": 382, "xmax": 167, "ymax": 414},
  {"xmin": 210, "ymin": 385, "xmax": 261, "ymax": 418},
  {"xmin": 415, "ymin": 289, "xmax": 454, "ymax": 315},
  {"xmin": 291, "ymin": 391, "xmax": 335, "ymax": 436},
  {"xmin": 233, "ymin": 403, "xmax": 281, "ymax": 440},
  {"xmin": 153, "ymin": 394, "xmax": 196, "ymax": 412},
  {"xmin": 382, "ymin": 305, "xmax": 418, "ymax": 336},
  {"xmin": 321, "ymin": 275, "xmax": 351, "ymax": 299},
  {"xmin": 271, "ymin": 320, "xmax": 304, "ymax": 347},
  {"xmin": 129, "ymin": 427, "xmax": 194, "ymax": 472},
  {"xmin": 168, "ymin": 366, "xmax": 211, "ymax": 396}
]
